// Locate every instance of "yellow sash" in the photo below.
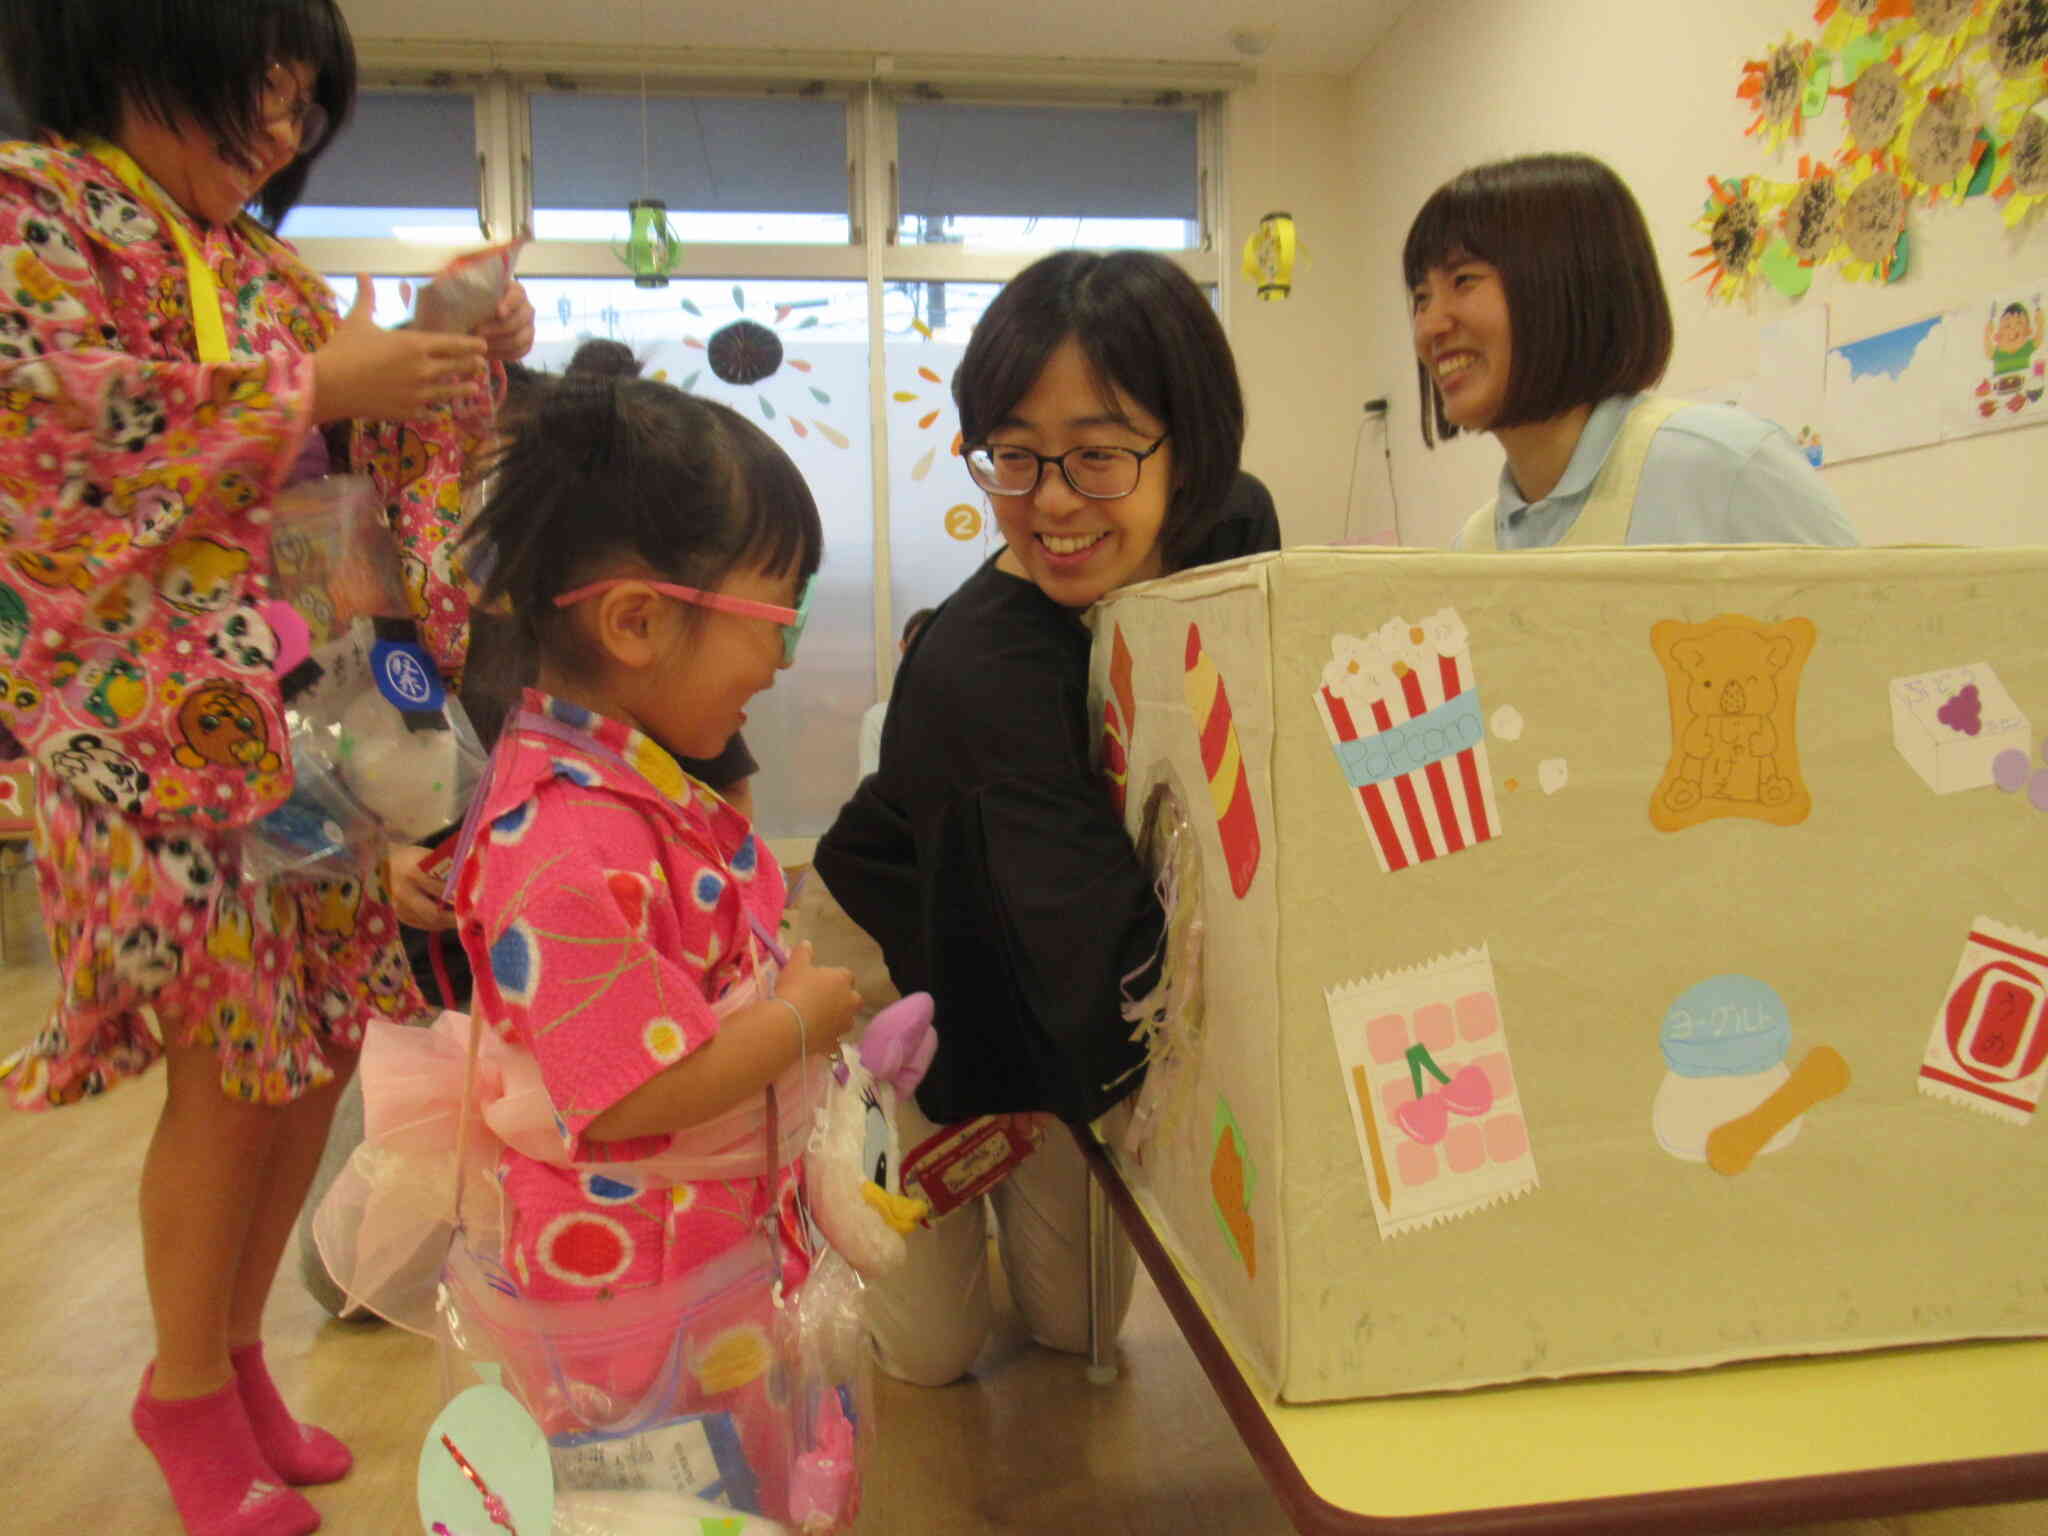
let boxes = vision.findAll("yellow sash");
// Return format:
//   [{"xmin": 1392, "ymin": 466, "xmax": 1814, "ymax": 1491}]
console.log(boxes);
[{"xmin": 83, "ymin": 139, "xmax": 232, "ymax": 364}]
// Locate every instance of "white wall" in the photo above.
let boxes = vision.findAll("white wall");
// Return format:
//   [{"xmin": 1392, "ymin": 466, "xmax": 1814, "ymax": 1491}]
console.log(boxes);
[
  {"xmin": 1223, "ymin": 70, "xmax": 1372, "ymax": 548},
  {"xmin": 1339, "ymin": 0, "xmax": 2047, "ymax": 548}
]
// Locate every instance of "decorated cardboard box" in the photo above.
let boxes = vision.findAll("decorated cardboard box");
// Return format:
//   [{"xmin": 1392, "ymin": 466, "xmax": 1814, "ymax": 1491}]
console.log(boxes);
[{"xmin": 1089, "ymin": 545, "xmax": 2048, "ymax": 1403}]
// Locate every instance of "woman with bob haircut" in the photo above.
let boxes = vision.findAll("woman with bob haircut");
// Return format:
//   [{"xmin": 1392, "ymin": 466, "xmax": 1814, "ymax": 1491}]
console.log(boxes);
[
  {"xmin": 0, "ymin": 2, "xmax": 530, "ymax": 1532},
  {"xmin": 811, "ymin": 248, "xmax": 1277, "ymax": 1385},
  {"xmin": 1405, "ymin": 152, "xmax": 1855, "ymax": 550}
]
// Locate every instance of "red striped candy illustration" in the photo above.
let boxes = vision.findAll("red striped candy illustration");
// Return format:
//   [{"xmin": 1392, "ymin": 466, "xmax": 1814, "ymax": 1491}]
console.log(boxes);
[{"xmin": 1184, "ymin": 621, "xmax": 1261, "ymax": 898}]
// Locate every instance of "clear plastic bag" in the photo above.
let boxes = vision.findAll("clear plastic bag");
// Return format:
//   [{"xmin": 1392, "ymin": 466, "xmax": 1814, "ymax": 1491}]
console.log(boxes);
[
  {"xmin": 439, "ymin": 1231, "xmax": 799, "ymax": 1523},
  {"xmin": 241, "ymin": 479, "xmax": 487, "ymax": 879}
]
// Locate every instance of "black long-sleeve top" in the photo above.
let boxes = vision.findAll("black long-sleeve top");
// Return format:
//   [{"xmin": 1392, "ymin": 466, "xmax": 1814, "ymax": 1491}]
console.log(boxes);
[{"xmin": 815, "ymin": 472, "xmax": 1279, "ymax": 1123}]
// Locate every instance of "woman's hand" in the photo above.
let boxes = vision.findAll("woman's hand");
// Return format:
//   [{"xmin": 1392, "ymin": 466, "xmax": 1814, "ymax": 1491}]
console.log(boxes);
[
  {"xmin": 474, "ymin": 280, "xmax": 536, "ymax": 364},
  {"xmin": 313, "ymin": 274, "xmax": 489, "ymax": 423},
  {"xmin": 775, "ymin": 940, "xmax": 861, "ymax": 1058},
  {"xmin": 385, "ymin": 842, "xmax": 457, "ymax": 931}
]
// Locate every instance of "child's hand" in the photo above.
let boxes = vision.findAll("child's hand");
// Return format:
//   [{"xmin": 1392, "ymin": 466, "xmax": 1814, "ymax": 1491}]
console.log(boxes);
[
  {"xmin": 475, "ymin": 281, "xmax": 536, "ymax": 364},
  {"xmin": 384, "ymin": 843, "xmax": 457, "ymax": 931},
  {"xmin": 313, "ymin": 274, "xmax": 490, "ymax": 423},
  {"xmin": 775, "ymin": 940, "xmax": 861, "ymax": 1058}
]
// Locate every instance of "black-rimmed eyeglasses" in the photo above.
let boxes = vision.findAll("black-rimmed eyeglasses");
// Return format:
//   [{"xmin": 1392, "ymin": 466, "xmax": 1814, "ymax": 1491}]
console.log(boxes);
[{"xmin": 963, "ymin": 434, "xmax": 1168, "ymax": 500}]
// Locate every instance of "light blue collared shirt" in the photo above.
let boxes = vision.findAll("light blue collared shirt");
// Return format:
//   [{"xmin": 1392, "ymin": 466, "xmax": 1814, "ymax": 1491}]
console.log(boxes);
[{"xmin": 1473, "ymin": 394, "xmax": 1859, "ymax": 550}]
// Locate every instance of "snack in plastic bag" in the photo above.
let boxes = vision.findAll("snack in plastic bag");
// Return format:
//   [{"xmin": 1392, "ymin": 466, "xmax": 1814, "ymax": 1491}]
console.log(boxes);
[
  {"xmin": 783, "ymin": 1249, "xmax": 871, "ymax": 1536},
  {"xmin": 415, "ymin": 240, "xmax": 528, "ymax": 335},
  {"xmin": 551, "ymin": 1489, "xmax": 789, "ymax": 1535},
  {"xmin": 268, "ymin": 477, "xmax": 413, "ymax": 647},
  {"xmin": 439, "ymin": 1230, "xmax": 795, "ymax": 1519},
  {"xmin": 242, "ymin": 615, "xmax": 486, "ymax": 879}
]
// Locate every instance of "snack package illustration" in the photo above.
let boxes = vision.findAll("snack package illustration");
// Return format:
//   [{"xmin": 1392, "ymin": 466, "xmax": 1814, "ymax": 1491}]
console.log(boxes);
[
  {"xmin": 1920, "ymin": 918, "xmax": 2048, "ymax": 1123},
  {"xmin": 1891, "ymin": 662, "xmax": 2032, "ymax": 795},
  {"xmin": 1314, "ymin": 610, "xmax": 1500, "ymax": 874},
  {"xmin": 1184, "ymin": 622, "xmax": 1261, "ymax": 897}
]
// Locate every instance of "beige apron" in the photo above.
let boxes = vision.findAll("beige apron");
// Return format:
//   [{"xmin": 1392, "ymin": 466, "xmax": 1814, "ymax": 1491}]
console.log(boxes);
[{"xmin": 1458, "ymin": 396, "xmax": 1685, "ymax": 550}]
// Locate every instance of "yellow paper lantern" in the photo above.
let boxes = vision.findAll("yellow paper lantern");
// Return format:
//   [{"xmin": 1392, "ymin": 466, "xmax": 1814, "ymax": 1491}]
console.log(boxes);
[{"xmin": 1242, "ymin": 210, "xmax": 1298, "ymax": 301}]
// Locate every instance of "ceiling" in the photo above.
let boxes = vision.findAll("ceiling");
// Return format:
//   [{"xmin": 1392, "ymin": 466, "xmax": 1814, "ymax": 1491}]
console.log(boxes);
[{"xmin": 337, "ymin": 0, "xmax": 1414, "ymax": 75}]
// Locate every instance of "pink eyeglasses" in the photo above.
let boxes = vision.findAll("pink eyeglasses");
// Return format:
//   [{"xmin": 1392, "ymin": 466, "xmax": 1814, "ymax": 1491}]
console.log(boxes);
[{"xmin": 553, "ymin": 575, "xmax": 814, "ymax": 664}]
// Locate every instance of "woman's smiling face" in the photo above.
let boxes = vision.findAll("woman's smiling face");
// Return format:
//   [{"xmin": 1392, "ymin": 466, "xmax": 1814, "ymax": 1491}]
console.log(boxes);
[
  {"xmin": 985, "ymin": 335, "xmax": 1172, "ymax": 610},
  {"xmin": 1411, "ymin": 252, "xmax": 1514, "ymax": 434}
]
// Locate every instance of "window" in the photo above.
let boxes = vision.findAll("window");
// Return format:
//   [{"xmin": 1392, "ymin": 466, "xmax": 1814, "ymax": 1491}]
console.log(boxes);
[
  {"xmin": 894, "ymin": 101, "xmax": 1201, "ymax": 252},
  {"xmin": 287, "ymin": 55, "xmax": 1235, "ymax": 841},
  {"xmin": 529, "ymin": 92, "xmax": 850, "ymax": 245},
  {"xmin": 285, "ymin": 90, "xmax": 482, "ymax": 242}
]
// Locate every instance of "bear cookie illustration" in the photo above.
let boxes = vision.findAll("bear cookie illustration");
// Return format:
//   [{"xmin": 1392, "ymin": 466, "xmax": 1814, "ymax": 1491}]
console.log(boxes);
[{"xmin": 1650, "ymin": 614, "xmax": 1815, "ymax": 831}]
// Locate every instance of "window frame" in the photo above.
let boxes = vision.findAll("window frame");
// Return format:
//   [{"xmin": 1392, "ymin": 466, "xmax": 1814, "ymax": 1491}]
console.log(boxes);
[{"xmin": 288, "ymin": 45, "xmax": 1242, "ymax": 829}]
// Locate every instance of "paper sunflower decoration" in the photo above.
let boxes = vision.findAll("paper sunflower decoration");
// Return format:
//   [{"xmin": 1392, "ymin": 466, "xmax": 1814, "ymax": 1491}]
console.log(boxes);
[
  {"xmin": 1816, "ymin": 0, "xmax": 1913, "ymax": 50},
  {"xmin": 1903, "ymin": 83, "xmax": 1992, "ymax": 200},
  {"xmin": 1837, "ymin": 53, "xmax": 1914, "ymax": 167},
  {"xmin": 1741, "ymin": 38, "xmax": 1824, "ymax": 148},
  {"xmin": 1897, "ymin": 0, "xmax": 1991, "ymax": 81},
  {"xmin": 1691, "ymin": 176, "xmax": 1771, "ymax": 299},
  {"xmin": 1992, "ymin": 97, "xmax": 2048, "ymax": 221},
  {"xmin": 1784, "ymin": 155, "xmax": 1847, "ymax": 262},
  {"xmin": 1836, "ymin": 165, "xmax": 1912, "ymax": 280},
  {"xmin": 1986, "ymin": 0, "xmax": 2048, "ymax": 79}
]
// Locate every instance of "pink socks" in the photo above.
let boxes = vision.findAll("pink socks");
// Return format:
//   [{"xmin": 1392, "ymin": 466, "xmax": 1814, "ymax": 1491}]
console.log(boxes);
[
  {"xmin": 231, "ymin": 1344, "xmax": 353, "ymax": 1485},
  {"xmin": 131, "ymin": 1366, "xmax": 320, "ymax": 1536}
]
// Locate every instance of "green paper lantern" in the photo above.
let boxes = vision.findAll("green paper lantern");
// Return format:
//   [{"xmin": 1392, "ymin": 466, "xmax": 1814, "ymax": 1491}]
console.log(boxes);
[{"xmin": 617, "ymin": 197, "xmax": 682, "ymax": 288}]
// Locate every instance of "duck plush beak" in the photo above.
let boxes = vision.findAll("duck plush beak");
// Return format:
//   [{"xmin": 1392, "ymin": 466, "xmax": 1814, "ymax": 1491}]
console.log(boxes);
[{"xmin": 859, "ymin": 1181, "xmax": 930, "ymax": 1236}]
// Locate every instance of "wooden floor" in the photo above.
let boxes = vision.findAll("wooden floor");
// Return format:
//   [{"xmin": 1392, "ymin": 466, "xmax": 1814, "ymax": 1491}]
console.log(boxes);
[{"xmin": 0, "ymin": 866, "xmax": 2042, "ymax": 1535}]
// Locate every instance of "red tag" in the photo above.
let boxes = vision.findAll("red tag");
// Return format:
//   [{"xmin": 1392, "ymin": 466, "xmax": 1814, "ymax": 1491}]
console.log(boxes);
[
  {"xmin": 900, "ymin": 1115, "xmax": 1044, "ymax": 1222},
  {"xmin": 420, "ymin": 827, "xmax": 461, "ymax": 901}
]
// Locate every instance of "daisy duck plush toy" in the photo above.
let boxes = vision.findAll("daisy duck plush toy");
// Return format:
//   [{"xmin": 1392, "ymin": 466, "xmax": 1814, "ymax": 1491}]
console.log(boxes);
[{"xmin": 787, "ymin": 990, "xmax": 935, "ymax": 1535}]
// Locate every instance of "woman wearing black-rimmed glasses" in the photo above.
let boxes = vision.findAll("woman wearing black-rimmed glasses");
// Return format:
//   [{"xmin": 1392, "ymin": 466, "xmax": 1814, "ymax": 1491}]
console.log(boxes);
[{"xmin": 813, "ymin": 248, "xmax": 1277, "ymax": 1386}]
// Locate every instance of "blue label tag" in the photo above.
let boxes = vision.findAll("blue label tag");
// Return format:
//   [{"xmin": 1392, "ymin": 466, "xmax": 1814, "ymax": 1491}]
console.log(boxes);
[
  {"xmin": 1330, "ymin": 689, "xmax": 1484, "ymax": 787},
  {"xmin": 371, "ymin": 640, "xmax": 444, "ymax": 712}
]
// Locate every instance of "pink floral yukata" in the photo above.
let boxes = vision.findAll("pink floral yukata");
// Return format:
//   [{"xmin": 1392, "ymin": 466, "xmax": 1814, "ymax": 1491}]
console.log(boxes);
[
  {"xmin": 456, "ymin": 691, "xmax": 811, "ymax": 1307},
  {"xmin": 0, "ymin": 136, "xmax": 496, "ymax": 1109}
]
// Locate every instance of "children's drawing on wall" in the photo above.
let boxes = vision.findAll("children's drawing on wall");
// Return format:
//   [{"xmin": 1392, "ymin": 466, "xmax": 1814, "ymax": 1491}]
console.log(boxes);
[
  {"xmin": 1314, "ymin": 610, "xmax": 1501, "ymax": 875},
  {"xmin": 1739, "ymin": 306, "xmax": 1831, "ymax": 460},
  {"xmin": 1649, "ymin": 614, "xmax": 1816, "ymax": 832},
  {"xmin": 1325, "ymin": 946, "xmax": 1536, "ymax": 1240},
  {"xmin": 1920, "ymin": 918, "xmax": 2048, "ymax": 1124},
  {"xmin": 1821, "ymin": 312, "xmax": 1950, "ymax": 462},
  {"xmin": 1965, "ymin": 292, "xmax": 2046, "ymax": 427},
  {"xmin": 1651, "ymin": 974, "xmax": 1851, "ymax": 1176}
]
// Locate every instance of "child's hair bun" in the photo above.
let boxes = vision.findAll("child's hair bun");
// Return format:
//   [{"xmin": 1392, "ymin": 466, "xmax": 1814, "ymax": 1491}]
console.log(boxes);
[{"xmin": 565, "ymin": 338, "xmax": 642, "ymax": 380}]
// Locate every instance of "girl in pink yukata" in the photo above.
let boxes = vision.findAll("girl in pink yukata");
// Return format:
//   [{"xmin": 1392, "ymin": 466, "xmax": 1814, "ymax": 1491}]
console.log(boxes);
[
  {"xmin": 449, "ymin": 374, "xmax": 861, "ymax": 1469},
  {"xmin": 0, "ymin": 4, "xmax": 531, "ymax": 1534}
]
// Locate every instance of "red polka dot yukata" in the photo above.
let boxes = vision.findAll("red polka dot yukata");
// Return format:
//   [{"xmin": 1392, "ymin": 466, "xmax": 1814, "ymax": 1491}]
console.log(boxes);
[{"xmin": 0, "ymin": 138, "xmax": 496, "ymax": 1109}]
